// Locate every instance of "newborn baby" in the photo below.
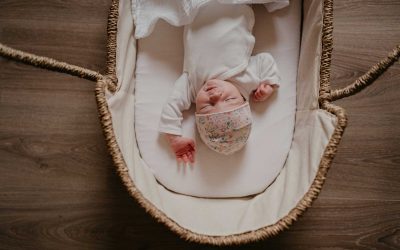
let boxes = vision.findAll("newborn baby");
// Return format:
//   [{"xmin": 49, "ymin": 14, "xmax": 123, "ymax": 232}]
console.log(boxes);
[{"xmin": 158, "ymin": 2, "xmax": 280, "ymax": 163}]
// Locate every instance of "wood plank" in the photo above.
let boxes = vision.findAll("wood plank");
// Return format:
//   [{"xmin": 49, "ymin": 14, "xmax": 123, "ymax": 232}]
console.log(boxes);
[
  {"xmin": 323, "ymin": 0, "xmax": 400, "ymax": 202},
  {"xmin": 0, "ymin": 0, "xmax": 110, "ymax": 70},
  {"xmin": 0, "ymin": 195, "xmax": 399, "ymax": 249}
]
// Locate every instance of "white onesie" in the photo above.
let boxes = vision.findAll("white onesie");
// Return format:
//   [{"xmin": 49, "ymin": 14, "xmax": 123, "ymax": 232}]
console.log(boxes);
[{"xmin": 158, "ymin": 2, "xmax": 281, "ymax": 136}]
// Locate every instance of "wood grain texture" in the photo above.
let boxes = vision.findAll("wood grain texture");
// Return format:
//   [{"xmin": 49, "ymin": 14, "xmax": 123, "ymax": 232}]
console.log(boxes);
[{"xmin": 0, "ymin": 0, "xmax": 399, "ymax": 249}]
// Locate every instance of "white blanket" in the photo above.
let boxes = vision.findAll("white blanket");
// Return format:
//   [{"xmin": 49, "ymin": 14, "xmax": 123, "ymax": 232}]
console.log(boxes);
[{"xmin": 131, "ymin": 0, "xmax": 289, "ymax": 38}]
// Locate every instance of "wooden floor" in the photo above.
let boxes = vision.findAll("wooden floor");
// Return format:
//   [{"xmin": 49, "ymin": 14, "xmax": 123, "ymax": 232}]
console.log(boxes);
[{"xmin": 0, "ymin": 1, "xmax": 399, "ymax": 249}]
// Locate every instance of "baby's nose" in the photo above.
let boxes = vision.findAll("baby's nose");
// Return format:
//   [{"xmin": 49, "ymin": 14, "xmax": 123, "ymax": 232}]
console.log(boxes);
[{"xmin": 209, "ymin": 91, "xmax": 222, "ymax": 104}]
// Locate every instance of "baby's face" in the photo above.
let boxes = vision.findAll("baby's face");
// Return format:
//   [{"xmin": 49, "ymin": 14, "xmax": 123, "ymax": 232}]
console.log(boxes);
[{"xmin": 196, "ymin": 79, "xmax": 245, "ymax": 114}]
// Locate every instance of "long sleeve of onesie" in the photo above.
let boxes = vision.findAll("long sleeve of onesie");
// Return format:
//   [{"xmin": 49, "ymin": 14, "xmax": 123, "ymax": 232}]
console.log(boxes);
[
  {"xmin": 228, "ymin": 52, "xmax": 281, "ymax": 99},
  {"xmin": 159, "ymin": 73, "xmax": 193, "ymax": 135}
]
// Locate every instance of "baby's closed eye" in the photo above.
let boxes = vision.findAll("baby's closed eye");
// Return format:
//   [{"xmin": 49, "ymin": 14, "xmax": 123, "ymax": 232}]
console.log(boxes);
[
  {"xmin": 200, "ymin": 104, "xmax": 212, "ymax": 111},
  {"xmin": 225, "ymin": 97, "xmax": 237, "ymax": 102}
]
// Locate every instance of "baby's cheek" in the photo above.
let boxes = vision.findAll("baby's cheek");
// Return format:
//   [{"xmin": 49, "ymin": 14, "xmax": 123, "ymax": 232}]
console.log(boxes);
[{"xmin": 195, "ymin": 93, "xmax": 204, "ymax": 107}]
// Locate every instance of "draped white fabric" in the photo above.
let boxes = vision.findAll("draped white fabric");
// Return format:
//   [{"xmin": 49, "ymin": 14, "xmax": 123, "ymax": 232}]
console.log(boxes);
[{"xmin": 131, "ymin": 0, "xmax": 290, "ymax": 38}]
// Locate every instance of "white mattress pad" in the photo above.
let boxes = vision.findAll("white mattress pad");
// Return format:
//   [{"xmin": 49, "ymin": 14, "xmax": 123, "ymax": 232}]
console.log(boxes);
[{"xmin": 134, "ymin": 3, "xmax": 301, "ymax": 198}]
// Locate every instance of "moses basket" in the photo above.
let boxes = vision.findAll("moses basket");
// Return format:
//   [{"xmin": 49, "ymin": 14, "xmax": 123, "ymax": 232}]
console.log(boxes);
[{"xmin": 0, "ymin": 0, "xmax": 399, "ymax": 246}]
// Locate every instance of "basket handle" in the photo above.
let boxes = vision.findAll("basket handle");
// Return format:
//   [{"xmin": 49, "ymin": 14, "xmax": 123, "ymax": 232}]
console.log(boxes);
[
  {"xmin": 0, "ymin": 43, "xmax": 103, "ymax": 82},
  {"xmin": 0, "ymin": 43, "xmax": 119, "ymax": 92},
  {"xmin": 329, "ymin": 45, "xmax": 400, "ymax": 101}
]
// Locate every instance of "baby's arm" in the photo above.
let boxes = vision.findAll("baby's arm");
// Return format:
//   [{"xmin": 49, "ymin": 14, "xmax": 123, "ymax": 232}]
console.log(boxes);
[
  {"xmin": 252, "ymin": 53, "xmax": 281, "ymax": 102},
  {"xmin": 159, "ymin": 73, "xmax": 196, "ymax": 164}
]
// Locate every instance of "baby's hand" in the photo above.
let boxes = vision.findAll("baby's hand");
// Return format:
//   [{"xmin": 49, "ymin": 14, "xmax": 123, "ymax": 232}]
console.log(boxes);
[
  {"xmin": 165, "ymin": 134, "xmax": 196, "ymax": 164},
  {"xmin": 252, "ymin": 82, "xmax": 277, "ymax": 102}
]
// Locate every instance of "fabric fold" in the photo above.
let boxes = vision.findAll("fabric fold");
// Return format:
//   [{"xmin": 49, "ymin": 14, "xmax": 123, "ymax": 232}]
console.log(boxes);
[{"xmin": 132, "ymin": 0, "xmax": 290, "ymax": 39}]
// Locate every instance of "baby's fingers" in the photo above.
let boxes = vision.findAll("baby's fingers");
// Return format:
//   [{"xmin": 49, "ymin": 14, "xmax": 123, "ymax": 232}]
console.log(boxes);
[
  {"xmin": 260, "ymin": 83, "xmax": 270, "ymax": 91},
  {"xmin": 261, "ymin": 84, "xmax": 274, "ymax": 95},
  {"xmin": 187, "ymin": 151, "xmax": 195, "ymax": 164},
  {"xmin": 176, "ymin": 155, "xmax": 184, "ymax": 164},
  {"xmin": 182, "ymin": 154, "xmax": 190, "ymax": 164},
  {"xmin": 254, "ymin": 90, "xmax": 262, "ymax": 99},
  {"xmin": 253, "ymin": 91, "xmax": 263, "ymax": 102}
]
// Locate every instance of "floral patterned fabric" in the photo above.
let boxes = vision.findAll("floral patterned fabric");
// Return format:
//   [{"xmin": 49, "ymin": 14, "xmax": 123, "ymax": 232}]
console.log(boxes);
[{"xmin": 195, "ymin": 102, "xmax": 252, "ymax": 155}]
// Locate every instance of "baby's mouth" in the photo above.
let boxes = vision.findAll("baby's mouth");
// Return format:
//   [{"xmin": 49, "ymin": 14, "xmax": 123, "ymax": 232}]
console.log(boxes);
[
  {"xmin": 204, "ymin": 82, "xmax": 219, "ymax": 91},
  {"xmin": 205, "ymin": 85, "xmax": 216, "ymax": 91},
  {"xmin": 207, "ymin": 89, "xmax": 221, "ymax": 97}
]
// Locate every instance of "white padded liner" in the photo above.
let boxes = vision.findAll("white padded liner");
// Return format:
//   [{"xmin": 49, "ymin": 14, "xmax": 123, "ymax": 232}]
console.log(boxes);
[{"xmin": 134, "ymin": 3, "xmax": 301, "ymax": 198}]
